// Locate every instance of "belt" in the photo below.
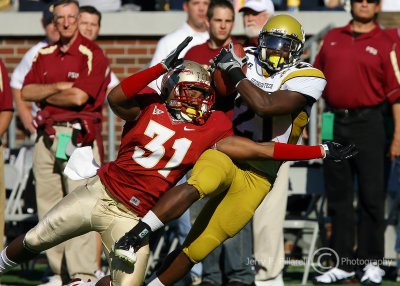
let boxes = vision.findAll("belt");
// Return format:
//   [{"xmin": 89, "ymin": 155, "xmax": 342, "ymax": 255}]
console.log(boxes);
[
  {"xmin": 329, "ymin": 105, "xmax": 382, "ymax": 117},
  {"xmin": 53, "ymin": 120, "xmax": 80, "ymax": 128}
]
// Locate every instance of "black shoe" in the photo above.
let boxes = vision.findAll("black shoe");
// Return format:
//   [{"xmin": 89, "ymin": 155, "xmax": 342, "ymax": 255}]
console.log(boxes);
[
  {"xmin": 113, "ymin": 232, "xmax": 138, "ymax": 264},
  {"xmin": 114, "ymin": 221, "xmax": 151, "ymax": 264}
]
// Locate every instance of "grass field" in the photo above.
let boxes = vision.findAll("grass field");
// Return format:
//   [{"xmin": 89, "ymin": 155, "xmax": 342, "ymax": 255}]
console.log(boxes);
[{"xmin": 0, "ymin": 261, "xmax": 399, "ymax": 286}]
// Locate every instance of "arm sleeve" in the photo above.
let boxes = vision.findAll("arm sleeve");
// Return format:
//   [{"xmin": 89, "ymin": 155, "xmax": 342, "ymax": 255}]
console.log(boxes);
[{"xmin": 121, "ymin": 64, "xmax": 166, "ymax": 98}]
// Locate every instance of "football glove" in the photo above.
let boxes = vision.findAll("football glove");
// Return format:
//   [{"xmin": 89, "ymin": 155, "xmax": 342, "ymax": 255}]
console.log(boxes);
[
  {"xmin": 161, "ymin": 36, "xmax": 193, "ymax": 70},
  {"xmin": 211, "ymin": 43, "xmax": 247, "ymax": 86},
  {"xmin": 321, "ymin": 141, "xmax": 358, "ymax": 161}
]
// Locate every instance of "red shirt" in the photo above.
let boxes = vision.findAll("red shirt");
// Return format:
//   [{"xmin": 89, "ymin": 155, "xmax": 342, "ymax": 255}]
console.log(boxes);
[
  {"xmin": 24, "ymin": 33, "xmax": 110, "ymax": 116},
  {"xmin": 185, "ymin": 41, "xmax": 226, "ymax": 65},
  {"xmin": 98, "ymin": 64, "xmax": 233, "ymax": 216},
  {"xmin": 314, "ymin": 22, "xmax": 400, "ymax": 108},
  {"xmin": 0, "ymin": 59, "xmax": 13, "ymax": 112}
]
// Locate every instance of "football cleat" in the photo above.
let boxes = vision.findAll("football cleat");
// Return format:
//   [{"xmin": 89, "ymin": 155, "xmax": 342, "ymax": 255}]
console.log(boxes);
[
  {"xmin": 114, "ymin": 246, "xmax": 137, "ymax": 265},
  {"xmin": 313, "ymin": 267, "xmax": 355, "ymax": 284},
  {"xmin": 113, "ymin": 234, "xmax": 138, "ymax": 265},
  {"xmin": 114, "ymin": 221, "xmax": 152, "ymax": 265},
  {"xmin": 360, "ymin": 263, "xmax": 385, "ymax": 286}
]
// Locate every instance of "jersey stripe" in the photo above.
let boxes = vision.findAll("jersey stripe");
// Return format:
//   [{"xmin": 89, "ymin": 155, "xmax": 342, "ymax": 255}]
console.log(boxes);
[
  {"xmin": 79, "ymin": 44, "xmax": 93, "ymax": 75},
  {"xmin": 281, "ymin": 68, "xmax": 325, "ymax": 87},
  {"xmin": 390, "ymin": 49, "xmax": 400, "ymax": 85}
]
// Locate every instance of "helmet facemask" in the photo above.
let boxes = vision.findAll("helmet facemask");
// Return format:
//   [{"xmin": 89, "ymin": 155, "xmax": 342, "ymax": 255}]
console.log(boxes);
[
  {"xmin": 162, "ymin": 61, "xmax": 215, "ymax": 125},
  {"xmin": 167, "ymin": 81, "xmax": 215, "ymax": 125},
  {"xmin": 258, "ymin": 32, "xmax": 303, "ymax": 72}
]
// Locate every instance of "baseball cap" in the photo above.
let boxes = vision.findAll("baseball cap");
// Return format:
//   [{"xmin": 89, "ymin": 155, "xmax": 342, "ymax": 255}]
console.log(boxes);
[
  {"xmin": 239, "ymin": 0, "xmax": 275, "ymax": 14},
  {"xmin": 42, "ymin": 4, "xmax": 54, "ymax": 26}
]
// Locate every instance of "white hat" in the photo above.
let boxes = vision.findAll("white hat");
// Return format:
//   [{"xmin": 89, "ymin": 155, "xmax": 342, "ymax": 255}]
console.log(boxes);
[{"xmin": 239, "ymin": 0, "xmax": 275, "ymax": 14}]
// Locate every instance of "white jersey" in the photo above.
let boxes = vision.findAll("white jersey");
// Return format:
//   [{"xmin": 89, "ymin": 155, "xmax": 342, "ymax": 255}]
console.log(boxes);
[
  {"xmin": 11, "ymin": 41, "xmax": 49, "ymax": 89},
  {"xmin": 148, "ymin": 22, "xmax": 209, "ymax": 93},
  {"xmin": 233, "ymin": 47, "xmax": 326, "ymax": 178},
  {"xmin": 11, "ymin": 40, "xmax": 49, "ymax": 116}
]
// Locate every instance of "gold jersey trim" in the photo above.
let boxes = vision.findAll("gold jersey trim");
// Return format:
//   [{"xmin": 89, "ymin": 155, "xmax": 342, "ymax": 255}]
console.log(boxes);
[
  {"xmin": 281, "ymin": 68, "xmax": 325, "ymax": 87},
  {"xmin": 390, "ymin": 48, "xmax": 400, "ymax": 85},
  {"xmin": 79, "ymin": 44, "xmax": 93, "ymax": 75},
  {"xmin": 38, "ymin": 45, "xmax": 57, "ymax": 56}
]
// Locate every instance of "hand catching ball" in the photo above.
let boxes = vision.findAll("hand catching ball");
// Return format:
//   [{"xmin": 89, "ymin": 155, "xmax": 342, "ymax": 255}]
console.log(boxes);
[{"xmin": 212, "ymin": 43, "xmax": 247, "ymax": 96}]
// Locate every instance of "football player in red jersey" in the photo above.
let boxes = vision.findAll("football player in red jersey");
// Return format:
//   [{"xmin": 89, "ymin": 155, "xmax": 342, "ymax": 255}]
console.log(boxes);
[{"xmin": 0, "ymin": 36, "xmax": 355, "ymax": 286}]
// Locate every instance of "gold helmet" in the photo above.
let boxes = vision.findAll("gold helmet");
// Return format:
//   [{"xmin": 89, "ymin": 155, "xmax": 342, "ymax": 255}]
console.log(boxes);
[
  {"xmin": 258, "ymin": 14, "xmax": 305, "ymax": 72},
  {"xmin": 161, "ymin": 60, "xmax": 215, "ymax": 125}
]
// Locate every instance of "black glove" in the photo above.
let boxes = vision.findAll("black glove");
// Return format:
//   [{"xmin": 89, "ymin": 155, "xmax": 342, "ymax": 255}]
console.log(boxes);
[
  {"xmin": 211, "ymin": 43, "xmax": 247, "ymax": 86},
  {"xmin": 161, "ymin": 36, "xmax": 193, "ymax": 70},
  {"xmin": 321, "ymin": 141, "xmax": 358, "ymax": 161}
]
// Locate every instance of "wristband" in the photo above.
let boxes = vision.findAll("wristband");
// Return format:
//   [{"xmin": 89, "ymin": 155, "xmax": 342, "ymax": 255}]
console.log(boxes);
[{"xmin": 273, "ymin": 142, "xmax": 323, "ymax": 160}]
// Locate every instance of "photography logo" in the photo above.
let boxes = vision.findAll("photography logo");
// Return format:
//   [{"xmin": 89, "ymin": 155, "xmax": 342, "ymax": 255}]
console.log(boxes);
[{"xmin": 311, "ymin": 247, "xmax": 339, "ymax": 274}]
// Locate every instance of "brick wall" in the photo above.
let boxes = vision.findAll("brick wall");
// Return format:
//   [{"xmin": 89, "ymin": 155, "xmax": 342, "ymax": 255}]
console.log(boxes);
[{"xmin": 0, "ymin": 36, "xmax": 160, "ymax": 162}]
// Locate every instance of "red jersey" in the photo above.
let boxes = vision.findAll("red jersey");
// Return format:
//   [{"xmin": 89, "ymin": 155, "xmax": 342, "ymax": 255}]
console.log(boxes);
[
  {"xmin": 98, "ymin": 82, "xmax": 233, "ymax": 217},
  {"xmin": 314, "ymin": 22, "xmax": 400, "ymax": 108},
  {"xmin": 23, "ymin": 33, "xmax": 110, "ymax": 116},
  {"xmin": 0, "ymin": 59, "xmax": 13, "ymax": 112}
]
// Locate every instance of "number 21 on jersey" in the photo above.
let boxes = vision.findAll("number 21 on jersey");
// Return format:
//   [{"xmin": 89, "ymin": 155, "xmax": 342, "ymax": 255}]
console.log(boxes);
[{"xmin": 132, "ymin": 120, "xmax": 192, "ymax": 178}]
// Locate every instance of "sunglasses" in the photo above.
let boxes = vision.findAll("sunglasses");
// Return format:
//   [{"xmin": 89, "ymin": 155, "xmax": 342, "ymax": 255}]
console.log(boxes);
[{"xmin": 352, "ymin": 0, "xmax": 378, "ymax": 3}]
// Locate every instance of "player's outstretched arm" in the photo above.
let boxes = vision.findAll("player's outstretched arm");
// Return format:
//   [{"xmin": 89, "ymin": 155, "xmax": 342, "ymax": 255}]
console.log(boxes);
[
  {"xmin": 108, "ymin": 36, "xmax": 193, "ymax": 121},
  {"xmin": 107, "ymin": 65, "xmax": 166, "ymax": 121},
  {"xmin": 215, "ymin": 136, "xmax": 358, "ymax": 161}
]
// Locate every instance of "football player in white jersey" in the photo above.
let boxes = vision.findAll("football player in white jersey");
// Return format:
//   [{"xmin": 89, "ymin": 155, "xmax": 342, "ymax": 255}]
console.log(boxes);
[{"xmin": 106, "ymin": 15, "xmax": 348, "ymax": 286}]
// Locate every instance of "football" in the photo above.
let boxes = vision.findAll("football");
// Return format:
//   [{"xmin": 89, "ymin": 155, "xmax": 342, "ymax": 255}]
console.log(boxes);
[{"xmin": 212, "ymin": 43, "xmax": 247, "ymax": 97}]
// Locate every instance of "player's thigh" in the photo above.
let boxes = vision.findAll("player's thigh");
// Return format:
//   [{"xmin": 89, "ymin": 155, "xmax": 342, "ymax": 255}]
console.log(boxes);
[
  {"xmin": 98, "ymin": 195, "xmax": 150, "ymax": 286},
  {"xmin": 187, "ymin": 149, "xmax": 236, "ymax": 198},
  {"xmin": 25, "ymin": 181, "xmax": 98, "ymax": 252},
  {"xmin": 184, "ymin": 170, "xmax": 272, "ymax": 262},
  {"xmin": 210, "ymin": 170, "xmax": 272, "ymax": 236}
]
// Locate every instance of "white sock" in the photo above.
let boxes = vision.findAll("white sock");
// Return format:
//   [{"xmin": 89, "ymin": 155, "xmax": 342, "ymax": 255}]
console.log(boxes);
[
  {"xmin": 142, "ymin": 210, "xmax": 164, "ymax": 232},
  {"xmin": 147, "ymin": 277, "xmax": 165, "ymax": 286},
  {"xmin": 0, "ymin": 247, "xmax": 17, "ymax": 273}
]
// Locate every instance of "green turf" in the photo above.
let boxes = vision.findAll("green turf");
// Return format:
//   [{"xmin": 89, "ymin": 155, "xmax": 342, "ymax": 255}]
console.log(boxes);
[
  {"xmin": 0, "ymin": 264, "xmax": 46, "ymax": 286},
  {"xmin": 0, "ymin": 262, "xmax": 398, "ymax": 285}
]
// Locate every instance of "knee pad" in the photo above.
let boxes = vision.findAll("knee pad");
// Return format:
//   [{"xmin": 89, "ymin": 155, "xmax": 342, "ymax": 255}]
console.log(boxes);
[
  {"xmin": 24, "ymin": 218, "xmax": 57, "ymax": 253},
  {"xmin": 24, "ymin": 228, "xmax": 44, "ymax": 253},
  {"xmin": 182, "ymin": 234, "xmax": 221, "ymax": 263},
  {"xmin": 188, "ymin": 149, "xmax": 235, "ymax": 198}
]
